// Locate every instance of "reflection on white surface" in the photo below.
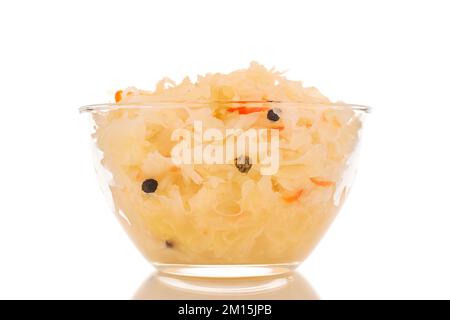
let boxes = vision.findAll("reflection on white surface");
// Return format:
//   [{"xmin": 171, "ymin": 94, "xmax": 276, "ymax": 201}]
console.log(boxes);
[{"xmin": 133, "ymin": 272, "xmax": 319, "ymax": 300}]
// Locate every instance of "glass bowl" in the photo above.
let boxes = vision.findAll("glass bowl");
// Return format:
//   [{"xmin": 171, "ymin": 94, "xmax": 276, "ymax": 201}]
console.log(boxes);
[{"xmin": 80, "ymin": 101, "xmax": 369, "ymax": 278}]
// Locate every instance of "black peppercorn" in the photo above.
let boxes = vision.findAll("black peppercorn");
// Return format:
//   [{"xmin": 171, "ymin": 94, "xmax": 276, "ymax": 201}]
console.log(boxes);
[
  {"xmin": 165, "ymin": 240, "xmax": 174, "ymax": 248},
  {"xmin": 234, "ymin": 155, "xmax": 252, "ymax": 173},
  {"xmin": 142, "ymin": 178, "xmax": 158, "ymax": 193},
  {"xmin": 267, "ymin": 109, "xmax": 280, "ymax": 122}
]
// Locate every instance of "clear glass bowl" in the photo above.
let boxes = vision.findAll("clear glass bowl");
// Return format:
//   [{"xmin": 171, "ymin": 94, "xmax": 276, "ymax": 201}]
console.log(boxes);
[{"xmin": 80, "ymin": 101, "xmax": 369, "ymax": 278}]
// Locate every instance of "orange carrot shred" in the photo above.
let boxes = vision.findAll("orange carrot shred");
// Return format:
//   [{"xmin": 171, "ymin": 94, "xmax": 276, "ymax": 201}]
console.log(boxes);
[
  {"xmin": 115, "ymin": 90, "xmax": 123, "ymax": 103},
  {"xmin": 310, "ymin": 177, "xmax": 334, "ymax": 187},
  {"xmin": 282, "ymin": 189, "xmax": 304, "ymax": 202},
  {"xmin": 227, "ymin": 107, "xmax": 268, "ymax": 114}
]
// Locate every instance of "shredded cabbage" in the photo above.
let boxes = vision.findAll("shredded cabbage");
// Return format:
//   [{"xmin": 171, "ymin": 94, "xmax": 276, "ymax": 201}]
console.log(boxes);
[{"xmin": 92, "ymin": 62, "xmax": 362, "ymax": 264}]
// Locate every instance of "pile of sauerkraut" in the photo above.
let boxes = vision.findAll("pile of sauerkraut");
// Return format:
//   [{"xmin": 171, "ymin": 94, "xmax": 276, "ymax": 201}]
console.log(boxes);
[{"xmin": 92, "ymin": 62, "xmax": 362, "ymax": 265}]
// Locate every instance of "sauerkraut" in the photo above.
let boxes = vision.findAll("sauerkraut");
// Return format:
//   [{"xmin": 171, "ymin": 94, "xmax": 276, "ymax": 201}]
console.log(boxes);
[{"xmin": 89, "ymin": 62, "xmax": 364, "ymax": 265}]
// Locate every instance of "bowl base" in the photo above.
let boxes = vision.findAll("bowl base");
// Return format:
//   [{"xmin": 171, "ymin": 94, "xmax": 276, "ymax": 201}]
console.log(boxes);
[{"xmin": 154, "ymin": 263, "xmax": 299, "ymax": 279}]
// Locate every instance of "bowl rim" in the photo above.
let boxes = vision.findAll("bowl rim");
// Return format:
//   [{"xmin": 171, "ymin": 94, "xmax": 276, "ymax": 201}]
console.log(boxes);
[{"xmin": 79, "ymin": 101, "xmax": 371, "ymax": 113}]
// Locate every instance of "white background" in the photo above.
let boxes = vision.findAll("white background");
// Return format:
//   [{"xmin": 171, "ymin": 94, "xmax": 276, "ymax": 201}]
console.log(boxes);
[{"xmin": 1, "ymin": 0, "xmax": 449, "ymax": 299}]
